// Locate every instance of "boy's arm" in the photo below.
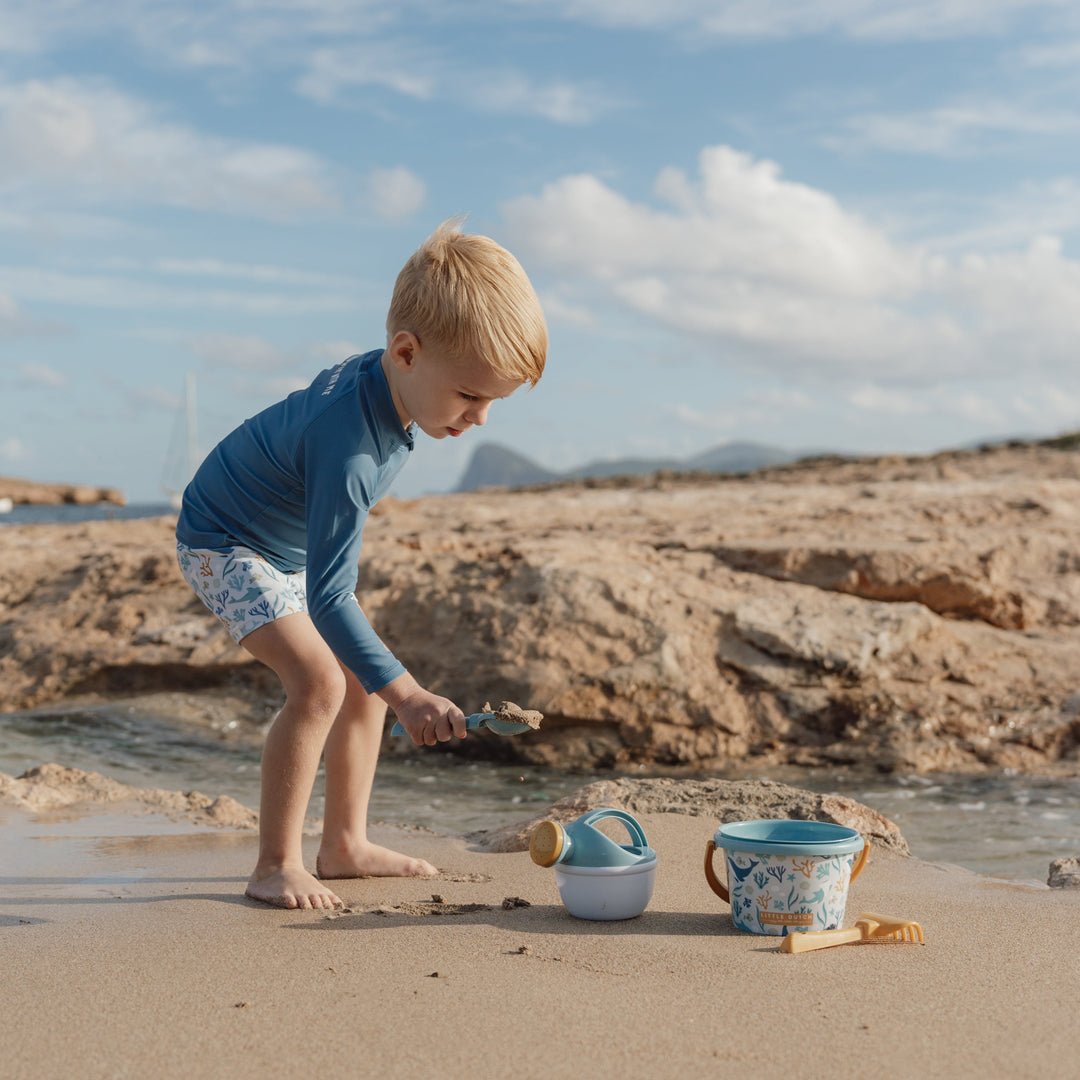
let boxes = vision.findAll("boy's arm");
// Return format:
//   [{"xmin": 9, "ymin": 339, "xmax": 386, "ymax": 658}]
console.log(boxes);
[
  {"xmin": 300, "ymin": 389, "xmax": 466, "ymax": 742},
  {"xmin": 305, "ymin": 512, "xmax": 466, "ymax": 743},
  {"xmin": 302, "ymin": 439, "xmax": 408, "ymax": 693}
]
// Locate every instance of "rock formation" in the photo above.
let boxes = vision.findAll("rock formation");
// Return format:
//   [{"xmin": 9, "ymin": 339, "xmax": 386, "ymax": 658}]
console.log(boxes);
[
  {"xmin": 0, "ymin": 767, "xmax": 912, "ymax": 858},
  {"xmin": 3, "ymin": 441, "xmax": 1080, "ymax": 775},
  {"xmin": 1047, "ymin": 857, "xmax": 1080, "ymax": 888},
  {"xmin": 0, "ymin": 475, "xmax": 125, "ymax": 506},
  {"xmin": 468, "ymin": 776, "xmax": 910, "ymax": 854},
  {"xmin": 0, "ymin": 763, "xmax": 257, "ymax": 829}
]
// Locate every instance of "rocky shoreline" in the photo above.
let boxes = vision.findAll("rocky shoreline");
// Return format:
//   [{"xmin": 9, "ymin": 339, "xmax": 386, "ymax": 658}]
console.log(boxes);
[
  {"xmin": 0, "ymin": 765, "xmax": 908, "ymax": 854},
  {"xmin": 3, "ymin": 441, "xmax": 1080, "ymax": 775},
  {"xmin": 0, "ymin": 474, "xmax": 125, "ymax": 507}
]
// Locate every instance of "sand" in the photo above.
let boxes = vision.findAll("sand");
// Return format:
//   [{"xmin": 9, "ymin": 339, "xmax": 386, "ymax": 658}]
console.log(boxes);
[
  {"xmin": 484, "ymin": 700, "xmax": 544, "ymax": 729},
  {"xmin": 4, "ymin": 802, "xmax": 1079, "ymax": 1080}
]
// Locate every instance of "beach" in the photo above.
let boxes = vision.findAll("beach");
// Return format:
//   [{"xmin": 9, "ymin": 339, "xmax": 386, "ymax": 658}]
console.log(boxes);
[
  {"xmin": 5, "ymin": 797, "xmax": 1079, "ymax": 1080},
  {"xmin": 4, "ymin": 452, "xmax": 1080, "ymax": 1078}
]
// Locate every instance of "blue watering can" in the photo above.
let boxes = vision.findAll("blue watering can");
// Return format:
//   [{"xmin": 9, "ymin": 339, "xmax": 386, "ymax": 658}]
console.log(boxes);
[{"xmin": 529, "ymin": 808, "xmax": 655, "ymax": 868}]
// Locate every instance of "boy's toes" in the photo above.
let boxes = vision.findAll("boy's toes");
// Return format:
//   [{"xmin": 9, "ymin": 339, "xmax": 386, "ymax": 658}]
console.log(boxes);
[{"xmin": 246, "ymin": 866, "xmax": 341, "ymax": 910}]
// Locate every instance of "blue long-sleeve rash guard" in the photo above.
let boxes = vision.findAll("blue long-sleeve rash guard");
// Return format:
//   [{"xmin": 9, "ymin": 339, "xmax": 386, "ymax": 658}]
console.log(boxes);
[{"xmin": 176, "ymin": 349, "xmax": 413, "ymax": 693}]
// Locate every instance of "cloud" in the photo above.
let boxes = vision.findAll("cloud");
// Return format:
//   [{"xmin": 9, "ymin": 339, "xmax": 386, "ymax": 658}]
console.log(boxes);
[
  {"xmin": 368, "ymin": 166, "xmax": 427, "ymax": 221},
  {"xmin": 19, "ymin": 362, "xmax": 67, "ymax": 388},
  {"xmin": 5, "ymin": 6, "xmax": 615, "ymax": 127},
  {"xmin": 819, "ymin": 0, "xmax": 1069, "ymax": 41},
  {"xmin": 224, "ymin": 373, "xmax": 310, "ymax": 401},
  {"xmin": 3, "ymin": 1, "xmax": 1070, "ymax": 93},
  {"xmin": 0, "ymin": 292, "xmax": 23, "ymax": 335},
  {"xmin": 309, "ymin": 339, "xmax": 366, "ymax": 363},
  {"xmin": 537, "ymin": 292, "xmax": 595, "ymax": 328},
  {"xmin": 501, "ymin": 145, "xmax": 1080, "ymax": 385},
  {"xmin": 847, "ymin": 382, "xmax": 1009, "ymax": 425},
  {"xmin": 0, "ymin": 265, "xmax": 354, "ymax": 314},
  {"xmin": 942, "ymin": 236, "xmax": 1080, "ymax": 359},
  {"xmin": 848, "ymin": 384, "xmax": 926, "ymax": 415},
  {"xmin": 0, "ymin": 1, "xmax": 404, "ymax": 64},
  {"xmin": 0, "ymin": 436, "xmax": 30, "ymax": 464},
  {"xmin": 261, "ymin": 374, "xmax": 311, "ymax": 399},
  {"xmin": 745, "ymin": 386, "xmax": 816, "ymax": 411},
  {"xmin": 828, "ymin": 101, "xmax": 1080, "ymax": 157},
  {"xmin": 928, "ymin": 178, "xmax": 1080, "ymax": 253},
  {"xmin": 1012, "ymin": 385, "xmax": 1080, "ymax": 420},
  {"xmin": 510, "ymin": 0, "xmax": 1068, "ymax": 40},
  {"xmin": 186, "ymin": 334, "xmax": 364, "ymax": 380},
  {"xmin": 1018, "ymin": 37, "xmax": 1080, "ymax": 67},
  {"xmin": 128, "ymin": 384, "xmax": 185, "ymax": 412},
  {"xmin": 296, "ymin": 43, "xmax": 614, "ymax": 123},
  {"xmin": 0, "ymin": 2, "xmax": 45, "ymax": 54},
  {"xmin": 0, "ymin": 291, "xmax": 68, "ymax": 337},
  {"xmin": 295, "ymin": 44, "xmax": 437, "ymax": 104},
  {"xmin": 0, "ymin": 77, "xmax": 340, "ymax": 217},
  {"xmin": 461, "ymin": 71, "xmax": 616, "ymax": 124},
  {"xmin": 663, "ymin": 402, "xmax": 735, "ymax": 433},
  {"xmin": 152, "ymin": 257, "xmax": 360, "ymax": 290},
  {"xmin": 504, "ymin": 147, "xmax": 920, "ymax": 296},
  {"xmin": 188, "ymin": 333, "xmax": 292, "ymax": 371}
]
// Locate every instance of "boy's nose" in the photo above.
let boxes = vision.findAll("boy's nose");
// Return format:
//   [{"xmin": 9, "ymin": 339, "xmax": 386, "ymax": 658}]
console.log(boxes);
[{"xmin": 466, "ymin": 401, "xmax": 491, "ymax": 426}]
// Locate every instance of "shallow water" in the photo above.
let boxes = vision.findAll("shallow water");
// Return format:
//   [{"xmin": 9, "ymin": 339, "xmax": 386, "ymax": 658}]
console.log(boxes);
[
  {"xmin": 755, "ymin": 767, "xmax": 1080, "ymax": 886},
  {"xmin": 0, "ymin": 703, "xmax": 586, "ymax": 838},
  {"xmin": 2, "ymin": 703, "xmax": 1077, "ymax": 886},
  {"xmin": 0, "ymin": 501, "xmax": 175, "ymax": 526}
]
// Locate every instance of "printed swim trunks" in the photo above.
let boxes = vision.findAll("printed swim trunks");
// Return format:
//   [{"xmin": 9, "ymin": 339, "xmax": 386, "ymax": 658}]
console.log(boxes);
[{"xmin": 176, "ymin": 543, "xmax": 307, "ymax": 642}]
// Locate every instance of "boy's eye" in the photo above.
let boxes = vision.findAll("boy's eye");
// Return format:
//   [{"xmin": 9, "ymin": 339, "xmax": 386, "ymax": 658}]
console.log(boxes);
[{"xmin": 460, "ymin": 393, "xmax": 478, "ymax": 401}]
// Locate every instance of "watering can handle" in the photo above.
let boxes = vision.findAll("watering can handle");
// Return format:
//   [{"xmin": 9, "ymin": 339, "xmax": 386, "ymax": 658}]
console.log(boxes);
[
  {"xmin": 704, "ymin": 840, "xmax": 729, "ymax": 904},
  {"xmin": 579, "ymin": 808, "xmax": 649, "ymax": 850},
  {"xmin": 704, "ymin": 837, "xmax": 869, "ymax": 906}
]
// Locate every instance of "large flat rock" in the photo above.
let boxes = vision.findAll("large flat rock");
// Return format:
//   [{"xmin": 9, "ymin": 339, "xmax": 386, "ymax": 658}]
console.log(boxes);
[{"xmin": 3, "ymin": 443, "xmax": 1080, "ymax": 774}]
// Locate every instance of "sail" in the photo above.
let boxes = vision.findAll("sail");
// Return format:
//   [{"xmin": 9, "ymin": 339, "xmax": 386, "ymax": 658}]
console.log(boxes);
[{"xmin": 161, "ymin": 372, "xmax": 199, "ymax": 509}]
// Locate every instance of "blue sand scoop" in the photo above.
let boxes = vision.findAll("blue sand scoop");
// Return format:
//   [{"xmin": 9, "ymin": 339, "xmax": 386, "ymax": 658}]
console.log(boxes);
[{"xmin": 389, "ymin": 711, "xmax": 536, "ymax": 738}]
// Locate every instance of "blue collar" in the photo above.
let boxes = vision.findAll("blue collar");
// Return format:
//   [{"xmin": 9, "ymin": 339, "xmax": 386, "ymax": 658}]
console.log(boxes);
[{"xmin": 360, "ymin": 349, "xmax": 414, "ymax": 451}]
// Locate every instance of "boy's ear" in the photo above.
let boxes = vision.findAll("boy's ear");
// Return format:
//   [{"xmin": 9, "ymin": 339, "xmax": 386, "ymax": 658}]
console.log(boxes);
[{"xmin": 387, "ymin": 330, "xmax": 420, "ymax": 371}]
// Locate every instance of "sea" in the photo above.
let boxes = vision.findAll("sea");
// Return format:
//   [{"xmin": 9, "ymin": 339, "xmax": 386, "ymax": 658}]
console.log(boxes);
[
  {"xmin": 0, "ymin": 501, "xmax": 177, "ymax": 525},
  {"xmin": 3, "ymin": 501, "xmax": 1078, "ymax": 887}
]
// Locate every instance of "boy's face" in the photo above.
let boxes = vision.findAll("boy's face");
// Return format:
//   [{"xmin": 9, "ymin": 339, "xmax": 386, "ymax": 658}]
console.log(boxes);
[{"xmin": 384, "ymin": 331, "xmax": 524, "ymax": 440}]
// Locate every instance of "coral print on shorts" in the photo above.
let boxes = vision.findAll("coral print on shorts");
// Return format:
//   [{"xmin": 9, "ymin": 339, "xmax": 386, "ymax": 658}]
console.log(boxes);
[{"xmin": 176, "ymin": 544, "xmax": 307, "ymax": 643}]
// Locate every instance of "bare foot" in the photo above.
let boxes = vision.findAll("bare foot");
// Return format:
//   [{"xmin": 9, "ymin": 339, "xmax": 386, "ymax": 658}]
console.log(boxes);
[
  {"xmin": 245, "ymin": 864, "xmax": 343, "ymax": 910},
  {"xmin": 316, "ymin": 840, "xmax": 438, "ymax": 880}
]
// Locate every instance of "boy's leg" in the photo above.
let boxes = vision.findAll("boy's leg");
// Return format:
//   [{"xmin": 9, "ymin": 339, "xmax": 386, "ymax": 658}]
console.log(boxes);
[
  {"xmin": 316, "ymin": 663, "xmax": 438, "ymax": 879},
  {"xmin": 239, "ymin": 612, "xmax": 347, "ymax": 910}
]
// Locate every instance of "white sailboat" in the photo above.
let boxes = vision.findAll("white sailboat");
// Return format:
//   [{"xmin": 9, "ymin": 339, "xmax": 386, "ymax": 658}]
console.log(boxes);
[{"xmin": 161, "ymin": 372, "xmax": 200, "ymax": 510}]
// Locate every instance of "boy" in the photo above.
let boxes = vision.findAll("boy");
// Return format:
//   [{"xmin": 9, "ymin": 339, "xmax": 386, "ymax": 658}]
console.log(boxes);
[{"xmin": 176, "ymin": 220, "xmax": 547, "ymax": 910}]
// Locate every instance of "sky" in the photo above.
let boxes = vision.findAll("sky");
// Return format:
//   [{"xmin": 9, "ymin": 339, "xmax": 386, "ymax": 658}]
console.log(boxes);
[{"xmin": 2, "ymin": 0, "xmax": 1080, "ymax": 503}]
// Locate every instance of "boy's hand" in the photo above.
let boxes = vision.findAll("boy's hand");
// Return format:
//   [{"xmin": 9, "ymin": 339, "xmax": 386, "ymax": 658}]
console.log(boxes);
[{"xmin": 380, "ymin": 673, "xmax": 467, "ymax": 746}]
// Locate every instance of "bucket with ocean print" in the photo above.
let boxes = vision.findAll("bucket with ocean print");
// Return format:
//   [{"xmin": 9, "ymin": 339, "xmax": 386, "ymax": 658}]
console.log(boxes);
[{"xmin": 704, "ymin": 820, "xmax": 868, "ymax": 937}]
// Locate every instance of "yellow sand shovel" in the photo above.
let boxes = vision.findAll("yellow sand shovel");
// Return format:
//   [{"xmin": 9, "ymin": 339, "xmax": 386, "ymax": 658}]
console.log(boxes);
[{"xmin": 779, "ymin": 912, "xmax": 925, "ymax": 954}]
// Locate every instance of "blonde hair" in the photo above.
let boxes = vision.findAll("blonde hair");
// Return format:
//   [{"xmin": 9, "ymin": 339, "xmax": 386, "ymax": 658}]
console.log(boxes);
[{"xmin": 387, "ymin": 218, "xmax": 547, "ymax": 386}]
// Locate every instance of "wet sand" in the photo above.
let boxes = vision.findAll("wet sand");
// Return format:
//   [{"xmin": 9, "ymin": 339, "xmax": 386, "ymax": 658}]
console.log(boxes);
[{"xmin": 3, "ymin": 803, "xmax": 1079, "ymax": 1080}]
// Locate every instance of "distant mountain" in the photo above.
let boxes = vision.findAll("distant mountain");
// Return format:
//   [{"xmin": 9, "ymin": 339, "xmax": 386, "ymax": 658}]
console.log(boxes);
[
  {"xmin": 684, "ymin": 441, "xmax": 803, "ymax": 473},
  {"xmin": 454, "ymin": 444, "xmax": 561, "ymax": 491},
  {"xmin": 453, "ymin": 440, "xmax": 808, "ymax": 493}
]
